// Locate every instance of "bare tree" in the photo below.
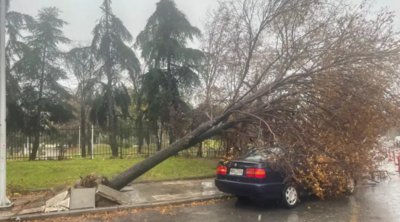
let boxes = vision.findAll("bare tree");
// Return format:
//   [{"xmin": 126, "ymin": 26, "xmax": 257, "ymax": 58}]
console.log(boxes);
[{"xmin": 108, "ymin": 0, "xmax": 400, "ymax": 195}]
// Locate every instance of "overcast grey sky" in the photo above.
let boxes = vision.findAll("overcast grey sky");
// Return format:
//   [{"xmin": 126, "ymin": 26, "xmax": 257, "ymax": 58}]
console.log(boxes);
[
  {"xmin": 10, "ymin": 0, "xmax": 217, "ymax": 46},
  {"xmin": 9, "ymin": 0, "xmax": 400, "ymax": 47}
]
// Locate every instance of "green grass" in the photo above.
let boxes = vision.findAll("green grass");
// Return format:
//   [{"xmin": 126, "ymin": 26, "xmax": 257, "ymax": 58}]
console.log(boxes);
[{"xmin": 7, "ymin": 157, "xmax": 219, "ymax": 193}]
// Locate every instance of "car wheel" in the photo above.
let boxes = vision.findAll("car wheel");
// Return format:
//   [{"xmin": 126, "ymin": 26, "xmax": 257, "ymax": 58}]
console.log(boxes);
[{"xmin": 282, "ymin": 184, "xmax": 299, "ymax": 208}]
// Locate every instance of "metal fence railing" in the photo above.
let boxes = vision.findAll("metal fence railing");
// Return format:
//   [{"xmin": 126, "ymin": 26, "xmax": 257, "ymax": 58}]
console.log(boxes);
[{"xmin": 6, "ymin": 127, "xmax": 227, "ymax": 160}]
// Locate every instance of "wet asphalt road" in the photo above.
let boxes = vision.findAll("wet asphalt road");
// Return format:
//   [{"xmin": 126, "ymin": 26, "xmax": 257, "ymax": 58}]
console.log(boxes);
[
  {"xmin": 110, "ymin": 166, "xmax": 400, "ymax": 222},
  {"xmin": 30, "ymin": 164, "xmax": 400, "ymax": 222}
]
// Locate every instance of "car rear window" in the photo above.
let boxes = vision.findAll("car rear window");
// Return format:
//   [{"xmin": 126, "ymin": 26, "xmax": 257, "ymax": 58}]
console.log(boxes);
[
  {"xmin": 243, "ymin": 147, "xmax": 283, "ymax": 162},
  {"xmin": 244, "ymin": 154, "xmax": 265, "ymax": 161}
]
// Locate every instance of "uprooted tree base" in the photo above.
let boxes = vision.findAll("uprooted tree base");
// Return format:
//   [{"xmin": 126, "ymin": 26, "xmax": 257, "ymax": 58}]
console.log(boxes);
[{"xmin": 75, "ymin": 173, "xmax": 111, "ymax": 188}]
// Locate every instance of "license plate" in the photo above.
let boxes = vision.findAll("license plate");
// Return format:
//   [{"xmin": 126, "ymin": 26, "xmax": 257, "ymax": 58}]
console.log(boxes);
[{"xmin": 229, "ymin": 168, "xmax": 243, "ymax": 176}]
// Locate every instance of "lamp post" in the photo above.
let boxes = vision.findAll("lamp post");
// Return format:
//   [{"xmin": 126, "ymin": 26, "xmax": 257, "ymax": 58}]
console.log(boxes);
[{"xmin": 0, "ymin": 0, "xmax": 12, "ymax": 208}]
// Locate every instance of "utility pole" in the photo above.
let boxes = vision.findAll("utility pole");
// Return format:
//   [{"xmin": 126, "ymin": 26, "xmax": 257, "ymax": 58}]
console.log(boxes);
[{"xmin": 0, "ymin": 0, "xmax": 12, "ymax": 208}]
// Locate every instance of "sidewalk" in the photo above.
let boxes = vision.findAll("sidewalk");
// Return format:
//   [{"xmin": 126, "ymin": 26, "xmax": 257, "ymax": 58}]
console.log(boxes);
[{"xmin": 0, "ymin": 178, "xmax": 227, "ymax": 221}]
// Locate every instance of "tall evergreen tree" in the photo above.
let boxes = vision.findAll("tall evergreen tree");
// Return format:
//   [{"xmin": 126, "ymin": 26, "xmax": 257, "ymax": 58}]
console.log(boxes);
[
  {"xmin": 2, "ymin": 0, "xmax": 34, "ymax": 132},
  {"xmin": 14, "ymin": 7, "xmax": 73, "ymax": 160},
  {"xmin": 65, "ymin": 46, "xmax": 98, "ymax": 157},
  {"xmin": 136, "ymin": 0, "xmax": 203, "ymax": 148},
  {"xmin": 91, "ymin": 0, "xmax": 140, "ymax": 157}
]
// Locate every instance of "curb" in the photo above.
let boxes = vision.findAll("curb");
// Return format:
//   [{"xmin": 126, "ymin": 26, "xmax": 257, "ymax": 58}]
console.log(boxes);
[
  {"xmin": 3, "ymin": 193, "xmax": 230, "ymax": 221},
  {"xmin": 10, "ymin": 176, "xmax": 216, "ymax": 194},
  {"xmin": 129, "ymin": 176, "xmax": 215, "ymax": 185}
]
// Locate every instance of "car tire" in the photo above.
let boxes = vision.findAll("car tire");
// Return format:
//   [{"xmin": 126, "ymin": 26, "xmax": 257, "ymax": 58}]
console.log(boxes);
[{"xmin": 281, "ymin": 184, "xmax": 299, "ymax": 208}]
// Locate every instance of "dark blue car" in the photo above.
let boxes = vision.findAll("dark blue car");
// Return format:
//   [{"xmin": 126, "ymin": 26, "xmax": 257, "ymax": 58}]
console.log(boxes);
[{"xmin": 215, "ymin": 148, "xmax": 299, "ymax": 208}]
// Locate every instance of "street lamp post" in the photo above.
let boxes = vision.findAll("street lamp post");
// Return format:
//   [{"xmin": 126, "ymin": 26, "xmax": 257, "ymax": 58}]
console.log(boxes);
[{"xmin": 0, "ymin": 0, "xmax": 13, "ymax": 208}]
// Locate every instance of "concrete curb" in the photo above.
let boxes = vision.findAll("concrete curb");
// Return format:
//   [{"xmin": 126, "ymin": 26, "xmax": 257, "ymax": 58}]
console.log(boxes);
[
  {"xmin": 129, "ymin": 176, "xmax": 215, "ymax": 185},
  {"xmin": 12, "ymin": 176, "xmax": 216, "ymax": 194},
  {"xmin": 2, "ymin": 193, "xmax": 230, "ymax": 221}
]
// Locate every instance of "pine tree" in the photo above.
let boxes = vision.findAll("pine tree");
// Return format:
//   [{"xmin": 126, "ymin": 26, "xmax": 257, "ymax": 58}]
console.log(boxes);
[{"xmin": 91, "ymin": 0, "xmax": 140, "ymax": 157}]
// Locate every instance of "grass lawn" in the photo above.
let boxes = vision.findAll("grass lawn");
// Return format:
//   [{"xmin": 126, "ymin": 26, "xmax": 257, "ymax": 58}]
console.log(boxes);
[{"xmin": 7, "ymin": 157, "xmax": 219, "ymax": 193}]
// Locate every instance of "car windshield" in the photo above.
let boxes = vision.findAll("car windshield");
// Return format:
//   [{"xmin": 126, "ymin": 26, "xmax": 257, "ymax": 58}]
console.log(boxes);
[{"xmin": 243, "ymin": 147, "xmax": 283, "ymax": 162}]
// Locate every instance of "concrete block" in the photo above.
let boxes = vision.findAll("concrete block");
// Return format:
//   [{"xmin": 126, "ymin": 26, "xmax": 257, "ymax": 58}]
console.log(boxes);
[
  {"xmin": 45, "ymin": 191, "xmax": 69, "ymax": 208},
  {"xmin": 44, "ymin": 197, "xmax": 70, "ymax": 213},
  {"xmin": 70, "ymin": 188, "xmax": 96, "ymax": 210},
  {"xmin": 58, "ymin": 197, "xmax": 70, "ymax": 209},
  {"xmin": 96, "ymin": 184, "xmax": 131, "ymax": 205}
]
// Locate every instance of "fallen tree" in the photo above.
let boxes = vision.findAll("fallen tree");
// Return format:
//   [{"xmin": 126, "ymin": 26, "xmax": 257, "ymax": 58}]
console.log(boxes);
[{"xmin": 108, "ymin": 0, "xmax": 400, "ymax": 197}]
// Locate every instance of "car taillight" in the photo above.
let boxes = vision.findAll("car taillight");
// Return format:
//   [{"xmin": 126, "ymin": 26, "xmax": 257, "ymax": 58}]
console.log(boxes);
[
  {"xmin": 216, "ymin": 165, "xmax": 227, "ymax": 175},
  {"xmin": 246, "ymin": 168, "xmax": 266, "ymax": 179}
]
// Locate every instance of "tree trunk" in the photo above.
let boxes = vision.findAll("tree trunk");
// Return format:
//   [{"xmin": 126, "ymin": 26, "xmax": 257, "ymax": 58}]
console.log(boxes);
[
  {"xmin": 30, "ymin": 47, "xmax": 46, "ymax": 161},
  {"xmin": 106, "ymin": 58, "xmax": 119, "ymax": 157},
  {"xmin": 166, "ymin": 55, "xmax": 177, "ymax": 146},
  {"xmin": 109, "ymin": 115, "xmax": 235, "ymax": 190},
  {"xmin": 80, "ymin": 104, "xmax": 87, "ymax": 157},
  {"xmin": 168, "ymin": 125, "xmax": 175, "ymax": 145},
  {"xmin": 110, "ymin": 133, "xmax": 118, "ymax": 157},
  {"xmin": 108, "ymin": 80, "xmax": 281, "ymax": 189},
  {"xmin": 107, "ymin": 74, "xmax": 118, "ymax": 157},
  {"xmin": 137, "ymin": 130, "xmax": 143, "ymax": 154},
  {"xmin": 155, "ymin": 122, "xmax": 163, "ymax": 151},
  {"xmin": 136, "ymin": 98, "xmax": 145, "ymax": 154},
  {"xmin": 109, "ymin": 111, "xmax": 118, "ymax": 157},
  {"xmin": 29, "ymin": 131, "xmax": 40, "ymax": 160},
  {"xmin": 197, "ymin": 142, "xmax": 203, "ymax": 158},
  {"xmin": 104, "ymin": 3, "xmax": 118, "ymax": 158},
  {"xmin": 155, "ymin": 128, "xmax": 161, "ymax": 152},
  {"xmin": 87, "ymin": 124, "xmax": 92, "ymax": 157},
  {"xmin": 108, "ymin": 86, "xmax": 274, "ymax": 188}
]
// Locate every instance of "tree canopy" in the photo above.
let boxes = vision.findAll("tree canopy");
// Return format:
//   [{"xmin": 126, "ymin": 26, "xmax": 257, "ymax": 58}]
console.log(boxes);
[
  {"xmin": 13, "ymin": 7, "xmax": 73, "ymax": 160},
  {"xmin": 109, "ymin": 0, "xmax": 400, "ymax": 197},
  {"xmin": 192, "ymin": 0, "xmax": 400, "ymax": 198},
  {"xmin": 3, "ymin": 0, "xmax": 34, "ymax": 132},
  {"xmin": 90, "ymin": 0, "xmax": 140, "ymax": 157},
  {"xmin": 136, "ymin": 0, "xmax": 203, "ymax": 147}
]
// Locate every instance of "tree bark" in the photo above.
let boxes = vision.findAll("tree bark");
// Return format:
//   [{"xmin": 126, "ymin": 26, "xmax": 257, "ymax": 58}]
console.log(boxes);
[
  {"xmin": 104, "ymin": 3, "xmax": 118, "ymax": 158},
  {"xmin": 156, "ymin": 123, "xmax": 163, "ymax": 151},
  {"xmin": 29, "ymin": 47, "xmax": 46, "ymax": 161},
  {"xmin": 107, "ymin": 77, "xmax": 118, "ymax": 157},
  {"xmin": 109, "ymin": 112, "xmax": 118, "ymax": 157},
  {"xmin": 109, "ymin": 113, "xmax": 236, "ymax": 190},
  {"xmin": 80, "ymin": 100, "xmax": 87, "ymax": 157},
  {"xmin": 30, "ymin": 131, "xmax": 40, "ymax": 160},
  {"xmin": 197, "ymin": 142, "xmax": 203, "ymax": 158},
  {"xmin": 108, "ymin": 79, "xmax": 282, "ymax": 189},
  {"xmin": 137, "ymin": 126, "xmax": 143, "ymax": 154},
  {"xmin": 87, "ymin": 123, "xmax": 92, "ymax": 157}
]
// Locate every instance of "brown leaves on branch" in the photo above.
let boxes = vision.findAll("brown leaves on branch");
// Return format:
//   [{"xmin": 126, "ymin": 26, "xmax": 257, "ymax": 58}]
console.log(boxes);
[
  {"xmin": 110, "ymin": 0, "xmax": 400, "ymax": 193},
  {"xmin": 200, "ymin": 0, "xmax": 400, "ymax": 198}
]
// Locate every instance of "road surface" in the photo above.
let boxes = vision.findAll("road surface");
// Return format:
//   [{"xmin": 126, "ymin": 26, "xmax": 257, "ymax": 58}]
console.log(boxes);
[{"xmin": 29, "ymin": 164, "xmax": 400, "ymax": 222}]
